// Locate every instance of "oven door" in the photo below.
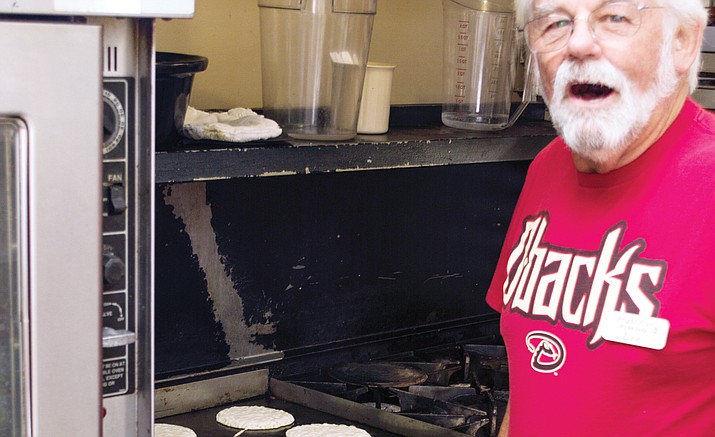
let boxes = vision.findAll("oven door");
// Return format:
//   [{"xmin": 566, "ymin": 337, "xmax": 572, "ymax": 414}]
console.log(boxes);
[{"xmin": 0, "ymin": 19, "xmax": 103, "ymax": 436}]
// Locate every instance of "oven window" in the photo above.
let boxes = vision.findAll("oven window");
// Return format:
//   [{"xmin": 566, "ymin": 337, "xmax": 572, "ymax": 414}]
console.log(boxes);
[{"xmin": 0, "ymin": 117, "xmax": 29, "ymax": 436}]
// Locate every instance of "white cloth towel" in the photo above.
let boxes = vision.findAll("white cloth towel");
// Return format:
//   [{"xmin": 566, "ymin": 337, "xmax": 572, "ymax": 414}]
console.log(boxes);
[{"xmin": 182, "ymin": 106, "xmax": 282, "ymax": 142}]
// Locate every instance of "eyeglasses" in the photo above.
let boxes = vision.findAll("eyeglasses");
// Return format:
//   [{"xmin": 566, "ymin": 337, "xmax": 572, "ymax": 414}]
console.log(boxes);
[{"xmin": 523, "ymin": 2, "xmax": 663, "ymax": 54}]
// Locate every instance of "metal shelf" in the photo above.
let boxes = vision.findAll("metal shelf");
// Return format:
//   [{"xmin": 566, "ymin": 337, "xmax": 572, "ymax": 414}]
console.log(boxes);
[{"xmin": 155, "ymin": 117, "xmax": 555, "ymax": 184}]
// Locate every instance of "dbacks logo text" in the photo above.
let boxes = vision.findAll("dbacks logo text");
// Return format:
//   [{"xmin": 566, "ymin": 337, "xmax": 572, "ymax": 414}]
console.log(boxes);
[{"xmin": 502, "ymin": 212, "xmax": 667, "ymax": 349}]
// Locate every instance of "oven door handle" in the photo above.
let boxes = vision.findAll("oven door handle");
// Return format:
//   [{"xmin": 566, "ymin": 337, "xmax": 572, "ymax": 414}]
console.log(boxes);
[{"xmin": 102, "ymin": 327, "xmax": 136, "ymax": 348}]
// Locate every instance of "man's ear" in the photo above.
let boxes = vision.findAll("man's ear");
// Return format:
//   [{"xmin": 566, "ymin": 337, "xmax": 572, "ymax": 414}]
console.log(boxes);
[{"xmin": 672, "ymin": 22, "xmax": 703, "ymax": 75}]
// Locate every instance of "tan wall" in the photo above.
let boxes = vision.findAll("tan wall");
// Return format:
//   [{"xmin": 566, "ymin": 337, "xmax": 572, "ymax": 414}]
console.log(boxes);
[{"xmin": 156, "ymin": 0, "xmax": 444, "ymax": 110}]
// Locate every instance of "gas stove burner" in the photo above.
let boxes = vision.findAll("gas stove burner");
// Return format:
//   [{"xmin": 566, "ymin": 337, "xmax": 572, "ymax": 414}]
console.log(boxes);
[
  {"xmin": 275, "ymin": 341, "xmax": 510, "ymax": 436},
  {"xmin": 388, "ymin": 387, "xmax": 490, "ymax": 436},
  {"xmin": 389, "ymin": 359, "xmax": 462, "ymax": 386},
  {"xmin": 407, "ymin": 385, "xmax": 477, "ymax": 402},
  {"xmin": 328, "ymin": 362, "xmax": 429, "ymax": 388},
  {"xmin": 463, "ymin": 344, "xmax": 509, "ymax": 391},
  {"xmin": 361, "ymin": 402, "xmax": 401, "ymax": 413}
]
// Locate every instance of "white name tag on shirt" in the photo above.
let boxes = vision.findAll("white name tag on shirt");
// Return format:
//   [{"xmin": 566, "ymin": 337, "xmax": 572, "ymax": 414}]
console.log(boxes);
[{"xmin": 601, "ymin": 311, "xmax": 670, "ymax": 350}]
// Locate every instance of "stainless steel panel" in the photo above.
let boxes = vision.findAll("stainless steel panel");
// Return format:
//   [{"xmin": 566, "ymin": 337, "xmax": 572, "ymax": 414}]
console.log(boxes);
[
  {"xmin": 92, "ymin": 16, "xmax": 157, "ymax": 437},
  {"xmin": 0, "ymin": 20, "xmax": 103, "ymax": 437},
  {"xmin": 701, "ymin": 52, "xmax": 715, "ymax": 73},
  {"xmin": 693, "ymin": 88, "xmax": 715, "ymax": 109},
  {"xmin": 704, "ymin": 26, "xmax": 715, "ymax": 53},
  {"xmin": 0, "ymin": 0, "xmax": 193, "ymax": 17}
]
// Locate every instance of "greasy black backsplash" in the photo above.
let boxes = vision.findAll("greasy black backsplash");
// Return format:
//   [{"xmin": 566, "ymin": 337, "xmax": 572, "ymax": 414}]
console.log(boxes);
[
  {"xmin": 154, "ymin": 185, "xmax": 231, "ymax": 374},
  {"xmin": 154, "ymin": 161, "xmax": 529, "ymax": 378}
]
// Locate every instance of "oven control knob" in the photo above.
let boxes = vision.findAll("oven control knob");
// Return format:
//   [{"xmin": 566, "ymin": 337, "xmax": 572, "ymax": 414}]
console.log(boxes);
[
  {"xmin": 103, "ymin": 245, "xmax": 125, "ymax": 287},
  {"xmin": 102, "ymin": 89, "xmax": 126, "ymax": 155},
  {"xmin": 105, "ymin": 183, "xmax": 126, "ymax": 216}
]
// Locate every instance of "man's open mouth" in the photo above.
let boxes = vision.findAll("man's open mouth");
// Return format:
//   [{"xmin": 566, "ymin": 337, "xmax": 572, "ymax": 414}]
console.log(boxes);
[{"xmin": 569, "ymin": 83, "xmax": 615, "ymax": 101}]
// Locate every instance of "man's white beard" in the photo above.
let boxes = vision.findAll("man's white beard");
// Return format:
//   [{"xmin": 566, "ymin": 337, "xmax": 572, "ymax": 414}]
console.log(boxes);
[{"xmin": 543, "ymin": 41, "xmax": 678, "ymax": 164}]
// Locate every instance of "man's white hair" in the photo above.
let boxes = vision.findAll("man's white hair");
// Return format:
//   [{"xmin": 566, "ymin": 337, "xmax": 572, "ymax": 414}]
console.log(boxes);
[{"xmin": 516, "ymin": 0, "xmax": 708, "ymax": 92}]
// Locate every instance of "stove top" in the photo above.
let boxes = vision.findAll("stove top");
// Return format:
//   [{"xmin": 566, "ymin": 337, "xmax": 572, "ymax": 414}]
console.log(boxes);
[
  {"xmin": 157, "ymin": 396, "xmax": 401, "ymax": 437},
  {"xmin": 156, "ymin": 341, "xmax": 509, "ymax": 437}
]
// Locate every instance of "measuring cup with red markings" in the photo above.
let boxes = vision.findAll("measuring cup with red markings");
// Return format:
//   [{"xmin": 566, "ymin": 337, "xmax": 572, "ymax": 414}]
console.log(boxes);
[{"xmin": 441, "ymin": 0, "xmax": 536, "ymax": 131}]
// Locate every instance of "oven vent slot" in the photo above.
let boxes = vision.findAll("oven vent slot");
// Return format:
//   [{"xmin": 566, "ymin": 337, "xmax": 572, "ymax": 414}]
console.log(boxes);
[{"xmin": 105, "ymin": 46, "xmax": 119, "ymax": 73}]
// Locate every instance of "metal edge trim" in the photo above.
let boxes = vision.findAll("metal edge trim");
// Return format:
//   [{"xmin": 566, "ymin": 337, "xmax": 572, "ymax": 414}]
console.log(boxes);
[{"xmin": 154, "ymin": 369, "xmax": 269, "ymax": 419}]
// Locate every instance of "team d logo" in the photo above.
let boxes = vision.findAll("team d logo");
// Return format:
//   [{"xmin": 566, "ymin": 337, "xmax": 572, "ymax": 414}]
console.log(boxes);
[{"xmin": 526, "ymin": 331, "xmax": 566, "ymax": 374}]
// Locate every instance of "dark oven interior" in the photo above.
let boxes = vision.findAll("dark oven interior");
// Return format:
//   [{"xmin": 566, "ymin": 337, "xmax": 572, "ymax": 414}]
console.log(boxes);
[{"xmin": 153, "ymin": 160, "xmax": 529, "ymax": 435}]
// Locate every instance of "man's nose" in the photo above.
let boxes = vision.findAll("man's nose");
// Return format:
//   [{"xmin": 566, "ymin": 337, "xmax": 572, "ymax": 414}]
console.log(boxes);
[{"xmin": 565, "ymin": 18, "xmax": 602, "ymax": 60}]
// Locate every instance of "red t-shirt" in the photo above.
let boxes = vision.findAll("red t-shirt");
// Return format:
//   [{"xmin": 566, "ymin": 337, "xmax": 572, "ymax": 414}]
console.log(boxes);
[{"xmin": 487, "ymin": 98, "xmax": 715, "ymax": 436}]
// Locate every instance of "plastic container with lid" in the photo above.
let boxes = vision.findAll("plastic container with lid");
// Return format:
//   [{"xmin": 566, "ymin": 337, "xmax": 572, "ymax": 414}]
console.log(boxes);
[{"xmin": 258, "ymin": 0, "xmax": 377, "ymax": 141}]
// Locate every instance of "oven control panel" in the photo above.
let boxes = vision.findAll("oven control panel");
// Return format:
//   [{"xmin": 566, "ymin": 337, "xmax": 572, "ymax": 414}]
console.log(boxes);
[
  {"xmin": 101, "ymin": 78, "xmax": 136, "ymax": 398},
  {"xmin": 94, "ymin": 16, "xmax": 154, "ymax": 437}
]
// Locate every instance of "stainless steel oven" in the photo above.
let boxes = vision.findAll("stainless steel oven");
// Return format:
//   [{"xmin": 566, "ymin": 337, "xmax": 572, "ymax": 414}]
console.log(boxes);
[
  {"xmin": 0, "ymin": 2, "xmax": 192, "ymax": 436},
  {"xmin": 1, "ymin": 20, "xmax": 103, "ymax": 436},
  {"xmin": 694, "ymin": 2, "xmax": 715, "ymax": 109}
]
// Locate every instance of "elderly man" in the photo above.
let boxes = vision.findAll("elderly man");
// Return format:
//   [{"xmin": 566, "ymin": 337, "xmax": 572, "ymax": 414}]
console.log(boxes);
[{"xmin": 486, "ymin": 0, "xmax": 714, "ymax": 436}]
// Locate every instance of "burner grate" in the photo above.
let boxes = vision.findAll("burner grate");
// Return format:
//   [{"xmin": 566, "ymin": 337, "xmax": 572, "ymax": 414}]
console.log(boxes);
[{"xmin": 282, "ymin": 343, "xmax": 509, "ymax": 436}]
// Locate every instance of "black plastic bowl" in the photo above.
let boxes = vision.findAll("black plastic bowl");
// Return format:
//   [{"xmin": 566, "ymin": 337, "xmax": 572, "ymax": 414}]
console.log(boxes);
[{"xmin": 155, "ymin": 52, "xmax": 208, "ymax": 149}]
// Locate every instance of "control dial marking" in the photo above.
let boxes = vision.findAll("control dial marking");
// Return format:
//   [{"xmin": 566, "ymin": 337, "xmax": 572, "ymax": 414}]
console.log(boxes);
[{"xmin": 102, "ymin": 88, "xmax": 126, "ymax": 155}]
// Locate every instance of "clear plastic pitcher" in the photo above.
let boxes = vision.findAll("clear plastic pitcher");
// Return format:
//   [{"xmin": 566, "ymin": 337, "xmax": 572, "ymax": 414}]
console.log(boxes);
[
  {"xmin": 258, "ymin": 0, "xmax": 377, "ymax": 141},
  {"xmin": 441, "ymin": 0, "xmax": 535, "ymax": 131}
]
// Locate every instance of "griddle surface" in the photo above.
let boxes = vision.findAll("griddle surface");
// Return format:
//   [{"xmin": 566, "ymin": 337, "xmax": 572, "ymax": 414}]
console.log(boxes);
[{"xmin": 157, "ymin": 396, "xmax": 401, "ymax": 437}]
